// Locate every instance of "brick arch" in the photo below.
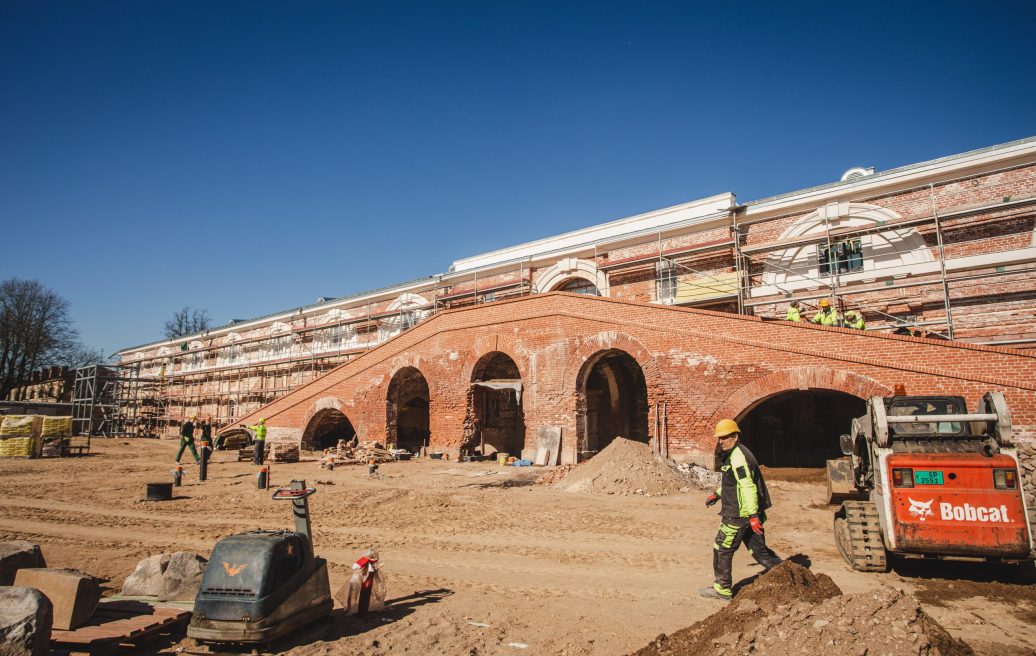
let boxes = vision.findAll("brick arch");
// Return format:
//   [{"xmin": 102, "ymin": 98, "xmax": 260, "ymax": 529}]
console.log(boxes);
[
  {"xmin": 559, "ymin": 332, "xmax": 663, "ymax": 459},
  {"xmin": 296, "ymin": 396, "xmax": 354, "ymax": 450},
  {"xmin": 561, "ymin": 331, "xmax": 662, "ymax": 394},
  {"xmin": 458, "ymin": 333, "xmax": 529, "ymax": 384},
  {"xmin": 707, "ymin": 366, "xmax": 892, "ymax": 429},
  {"xmin": 456, "ymin": 334, "xmax": 530, "ymax": 453},
  {"xmin": 386, "ymin": 364, "xmax": 431, "ymax": 451},
  {"xmin": 299, "ymin": 395, "xmax": 347, "ymax": 432},
  {"xmin": 386, "ymin": 352, "xmax": 429, "ymax": 381}
]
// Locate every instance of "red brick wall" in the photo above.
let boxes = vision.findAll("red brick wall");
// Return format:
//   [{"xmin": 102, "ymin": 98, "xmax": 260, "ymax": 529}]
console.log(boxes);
[{"xmin": 228, "ymin": 293, "xmax": 1036, "ymax": 464}]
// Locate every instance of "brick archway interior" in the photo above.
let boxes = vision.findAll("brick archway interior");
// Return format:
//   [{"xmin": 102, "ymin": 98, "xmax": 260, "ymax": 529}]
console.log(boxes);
[
  {"xmin": 736, "ymin": 389, "xmax": 866, "ymax": 467},
  {"xmin": 301, "ymin": 408, "xmax": 356, "ymax": 450},
  {"xmin": 467, "ymin": 352, "xmax": 525, "ymax": 457},
  {"xmin": 387, "ymin": 367, "xmax": 430, "ymax": 452},
  {"xmin": 576, "ymin": 349, "xmax": 649, "ymax": 456}
]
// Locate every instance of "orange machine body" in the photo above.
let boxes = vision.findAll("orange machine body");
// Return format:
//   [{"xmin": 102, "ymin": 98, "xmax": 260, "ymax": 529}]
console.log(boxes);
[{"xmin": 886, "ymin": 453, "xmax": 1030, "ymax": 558}]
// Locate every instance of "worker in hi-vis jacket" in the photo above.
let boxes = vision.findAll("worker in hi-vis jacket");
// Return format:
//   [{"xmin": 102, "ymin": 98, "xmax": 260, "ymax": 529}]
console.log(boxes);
[{"xmin": 699, "ymin": 419, "xmax": 782, "ymax": 602}]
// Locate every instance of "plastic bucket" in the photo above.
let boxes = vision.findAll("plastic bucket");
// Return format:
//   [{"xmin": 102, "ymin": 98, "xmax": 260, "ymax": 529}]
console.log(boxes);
[{"xmin": 497, "ymin": 453, "xmax": 510, "ymax": 466}]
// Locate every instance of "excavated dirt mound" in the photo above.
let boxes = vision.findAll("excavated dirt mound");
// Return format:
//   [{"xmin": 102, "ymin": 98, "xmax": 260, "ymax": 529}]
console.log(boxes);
[
  {"xmin": 552, "ymin": 437, "xmax": 699, "ymax": 496},
  {"xmin": 732, "ymin": 559, "xmax": 842, "ymax": 612},
  {"xmin": 631, "ymin": 562, "xmax": 972, "ymax": 656}
]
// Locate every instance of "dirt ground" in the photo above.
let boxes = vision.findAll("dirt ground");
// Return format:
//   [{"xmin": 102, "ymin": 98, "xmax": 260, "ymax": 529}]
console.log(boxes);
[{"xmin": 1, "ymin": 439, "xmax": 1034, "ymax": 656}]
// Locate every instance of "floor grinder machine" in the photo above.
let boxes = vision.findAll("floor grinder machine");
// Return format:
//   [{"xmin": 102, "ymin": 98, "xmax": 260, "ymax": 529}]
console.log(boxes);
[{"xmin": 187, "ymin": 480, "xmax": 333, "ymax": 645}]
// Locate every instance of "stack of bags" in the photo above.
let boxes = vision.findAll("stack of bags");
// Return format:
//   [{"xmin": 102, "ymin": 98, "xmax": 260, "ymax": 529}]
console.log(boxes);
[
  {"xmin": 40, "ymin": 416, "xmax": 73, "ymax": 457},
  {"xmin": 0, "ymin": 415, "xmax": 44, "ymax": 458}
]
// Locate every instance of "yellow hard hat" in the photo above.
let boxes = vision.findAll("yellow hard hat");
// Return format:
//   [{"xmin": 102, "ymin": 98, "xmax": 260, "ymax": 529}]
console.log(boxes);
[
  {"xmin": 819, "ymin": 299, "xmax": 831, "ymax": 308},
  {"xmin": 714, "ymin": 419, "xmax": 741, "ymax": 438},
  {"xmin": 259, "ymin": 418, "xmax": 265, "ymax": 423}
]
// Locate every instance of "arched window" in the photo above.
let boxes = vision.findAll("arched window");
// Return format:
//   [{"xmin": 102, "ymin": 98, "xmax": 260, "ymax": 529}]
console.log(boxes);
[
  {"xmin": 761, "ymin": 202, "xmax": 933, "ymax": 293},
  {"xmin": 556, "ymin": 278, "xmax": 599, "ymax": 295}
]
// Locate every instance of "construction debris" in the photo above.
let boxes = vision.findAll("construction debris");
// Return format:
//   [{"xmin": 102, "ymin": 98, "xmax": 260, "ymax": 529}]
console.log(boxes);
[
  {"xmin": 630, "ymin": 561, "xmax": 972, "ymax": 656},
  {"xmin": 269, "ymin": 442, "xmax": 299, "ymax": 463},
  {"xmin": 333, "ymin": 439, "xmax": 396, "ymax": 465},
  {"xmin": 220, "ymin": 432, "xmax": 249, "ymax": 450}
]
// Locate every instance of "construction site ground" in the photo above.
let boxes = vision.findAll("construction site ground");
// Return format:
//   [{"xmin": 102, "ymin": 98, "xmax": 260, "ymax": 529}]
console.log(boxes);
[{"xmin": 1, "ymin": 439, "xmax": 1034, "ymax": 656}]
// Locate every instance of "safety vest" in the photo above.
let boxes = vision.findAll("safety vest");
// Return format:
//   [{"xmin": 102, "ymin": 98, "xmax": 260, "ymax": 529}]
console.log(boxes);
[
  {"xmin": 786, "ymin": 307, "xmax": 802, "ymax": 322},
  {"xmin": 845, "ymin": 313, "xmax": 865, "ymax": 330},
  {"xmin": 249, "ymin": 423, "xmax": 267, "ymax": 440},
  {"xmin": 714, "ymin": 444, "xmax": 772, "ymax": 519},
  {"xmin": 811, "ymin": 308, "xmax": 839, "ymax": 326}
]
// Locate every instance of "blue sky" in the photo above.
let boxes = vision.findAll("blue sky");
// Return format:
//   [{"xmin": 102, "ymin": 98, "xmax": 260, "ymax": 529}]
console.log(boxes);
[{"xmin": 2, "ymin": 1, "xmax": 1034, "ymax": 357}]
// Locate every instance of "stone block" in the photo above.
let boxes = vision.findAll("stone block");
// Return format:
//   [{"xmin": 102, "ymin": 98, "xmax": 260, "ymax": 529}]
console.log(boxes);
[
  {"xmin": 13, "ymin": 568, "xmax": 100, "ymax": 631},
  {"xmin": 158, "ymin": 552, "xmax": 207, "ymax": 602},
  {"xmin": 122, "ymin": 553, "xmax": 170, "ymax": 597},
  {"xmin": 0, "ymin": 542, "xmax": 46, "ymax": 586},
  {"xmin": 0, "ymin": 586, "xmax": 52, "ymax": 656}
]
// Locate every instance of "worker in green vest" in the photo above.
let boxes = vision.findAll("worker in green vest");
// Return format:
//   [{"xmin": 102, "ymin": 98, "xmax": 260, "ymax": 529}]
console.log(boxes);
[
  {"xmin": 699, "ymin": 419, "xmax": 782, "ymax": 602},
  {"xmin": 785, "ymin": 300, "xmax": 802, "ymax": 322},
  {"xmin": 176, "ymin": 416, "xmax": 200, "ymax": 464},
  {"xmin": 247, "ymin": 418, "xmax": 267, "ymax": 465},
  {"xmin": 844, "ymin": 310, "xmax": 865, "ymax": 330},
  {"xmin": 810, "ymin": 299, "xmax": 840, "ymax": 326}
]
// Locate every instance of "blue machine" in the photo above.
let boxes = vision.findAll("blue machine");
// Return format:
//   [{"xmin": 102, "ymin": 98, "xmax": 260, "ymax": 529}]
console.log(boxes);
[{"xmin": 188, "ymin": 481, "xmax": 332, "ymax": 644}]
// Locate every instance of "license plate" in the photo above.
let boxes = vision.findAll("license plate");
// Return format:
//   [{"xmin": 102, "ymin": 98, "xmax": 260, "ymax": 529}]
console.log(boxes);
[{"xmin": 914, "ymin": 470, "xmax": 944, "ymax": 485}]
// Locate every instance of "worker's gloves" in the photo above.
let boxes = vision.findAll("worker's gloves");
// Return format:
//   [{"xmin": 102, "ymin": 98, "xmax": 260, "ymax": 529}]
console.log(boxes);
[
  {"xmin": 749, "ymin": 515, "xmax": 764, "ymax": 535},
  {"xmin": 705, "ymin": 493, "xmax": 720, "ymax": 507}
]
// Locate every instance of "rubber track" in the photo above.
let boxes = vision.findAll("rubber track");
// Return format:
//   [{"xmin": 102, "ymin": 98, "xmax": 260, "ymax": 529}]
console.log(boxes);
[{"xmin": 843, "ymin": 500, "xmax": 888, "ymax": 572}]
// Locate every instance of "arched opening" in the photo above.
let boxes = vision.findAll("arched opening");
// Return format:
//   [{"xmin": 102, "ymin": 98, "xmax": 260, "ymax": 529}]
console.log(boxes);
[
  {"xmin": 301, "ymin": 408, "xmax": 356, "ymax": 450},
  {"xmin": 554, "ymin": 278, "xmax": 599, "ymax": 295},
  {"xmin": 387, "ymin": 367, "xmax": 430, "ymax": 453},
  {"xmin": 736, "ymin": 389, "xmax": 866, "ymax": 467},
  {"xmin": 469, "ymin": 352, "xmax": 525, "ymax": 457},
  {"xmin": 577, "ymin": 349, "xmax": 649, "ymax": 456}
]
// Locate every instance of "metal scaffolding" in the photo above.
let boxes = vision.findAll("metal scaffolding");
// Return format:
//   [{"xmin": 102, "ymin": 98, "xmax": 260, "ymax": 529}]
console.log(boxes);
[{"xmin": 72, "ymin": 364, "xmax": 163, "ymax": 439}]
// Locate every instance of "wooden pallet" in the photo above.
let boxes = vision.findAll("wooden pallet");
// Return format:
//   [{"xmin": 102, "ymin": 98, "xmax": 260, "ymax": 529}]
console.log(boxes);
[{"xmin": 50, "ymin": 600, "xmax": 189, "ymax": 655}]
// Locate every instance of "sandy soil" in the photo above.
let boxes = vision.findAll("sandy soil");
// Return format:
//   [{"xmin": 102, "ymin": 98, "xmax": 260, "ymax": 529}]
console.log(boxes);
[{"xmin": 1, "ymin": 439, "xmax": 1034, "ymax": 656}]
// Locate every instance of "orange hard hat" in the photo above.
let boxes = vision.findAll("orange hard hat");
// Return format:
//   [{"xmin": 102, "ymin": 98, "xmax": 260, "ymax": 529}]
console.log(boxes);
[
  {"xmin": 819, "ymin": 299, "xmax": 831, "ymax": 308},
  {"xmin": 714, "ymin": 419, "xmax": 741, "ymax": 439}
]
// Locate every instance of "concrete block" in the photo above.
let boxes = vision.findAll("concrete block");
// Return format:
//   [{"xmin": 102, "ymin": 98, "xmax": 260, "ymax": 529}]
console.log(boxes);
[
  {"xmin": 0, "ymin": 541, "xmax": 46, "ymax": 586},
  {"xmin": 13, "ymin": 568, "xmax": 100, "ymax": 631},
  {"xmin": 0, "ymin": 586, "xmax": 52, "ymax": 656}
]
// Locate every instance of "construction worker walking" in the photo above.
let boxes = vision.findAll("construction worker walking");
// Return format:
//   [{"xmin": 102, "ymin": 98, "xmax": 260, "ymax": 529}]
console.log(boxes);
[
  {"xmin": 810, "ymin": 298, "xmax": 840, "ymax": 326},
  {"xmin": 699, "ymin": 419, "xmax": 782, "ymax": 602},
  {"xmin": 247, "ymin": 418, "xmax": 267, "ymax": 465},
  {"xmin": 176, "ymin": 416, "xmax": 200, "ymax": 464},
  {"xmin": 844, "ymin": 309, "xmax": 865, "ymax": 330},
  {"xmin": 785, "ymin": 300, "xmax": 803, "ymax": 322}
]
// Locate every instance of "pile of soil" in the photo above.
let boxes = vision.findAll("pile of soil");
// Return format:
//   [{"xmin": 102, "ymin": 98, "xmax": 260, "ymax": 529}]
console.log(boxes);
[
  {"xmin": 553, "ymin": 437, "xmax": 696, "ymax": 496},
  {"xmin": 631, "ymin": 562, "xmax": 972, "ymax": 656}
]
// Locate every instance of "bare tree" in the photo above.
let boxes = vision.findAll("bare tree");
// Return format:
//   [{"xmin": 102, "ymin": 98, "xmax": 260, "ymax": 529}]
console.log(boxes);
[
  {"xmin": 60, "ymin": 344, "xmax": 105, "ymax": 370},
  {"xmin": 0, "ymin": 278, "xmax": 78, "ymax": 400},
  {"xmin": 164, "ymin": 307, "xmax": 211, "ymax": 340}
]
